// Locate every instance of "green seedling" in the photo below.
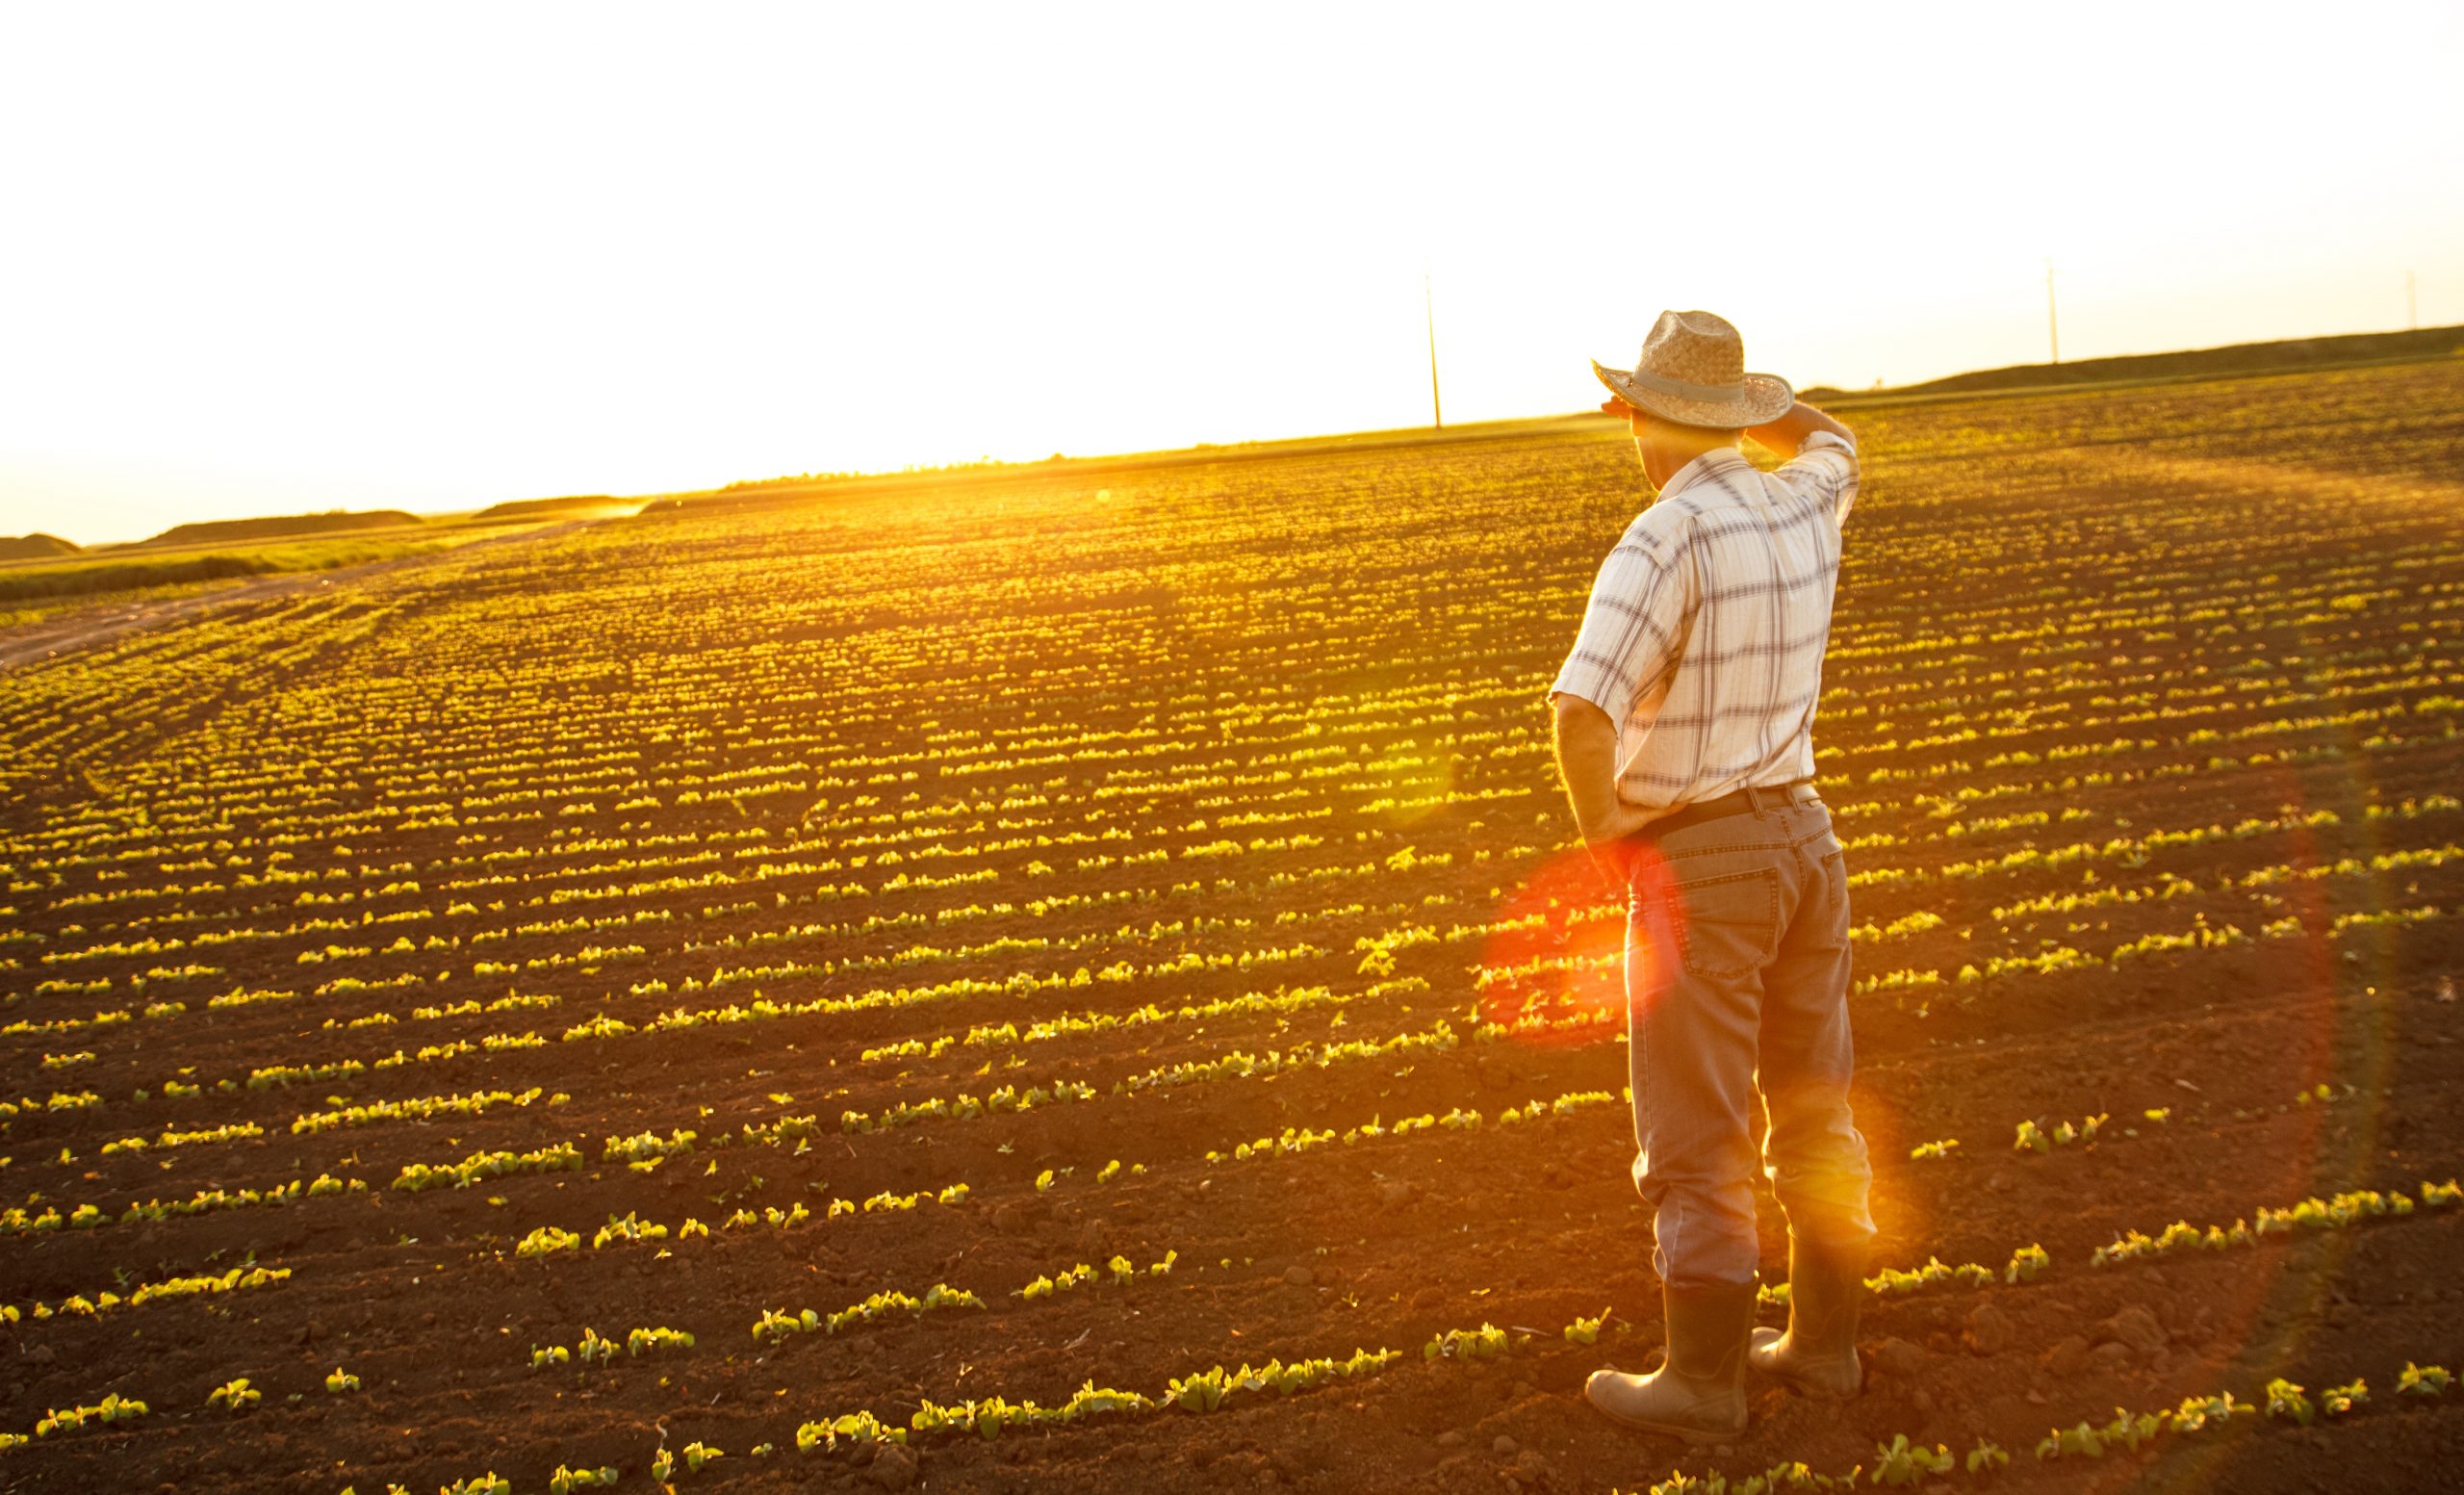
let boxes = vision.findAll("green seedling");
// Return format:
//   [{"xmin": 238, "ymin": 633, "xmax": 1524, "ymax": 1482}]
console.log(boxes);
[
  {"xmin": 2035, "ymin": 1421, "xmax": 2105, "ymax": 1459},
  {"xmin": 2005, "ymin": 1243, "xmax": 2050, "ymax": 1283},
  {"xmin": 2265, "ymin": 1378, "xmax": 2314, "ymax": 1426},
  {"xmin": 2170, "ymin": 1390, "xmax": 2250, "ymax": 1431},
  {"xmin": 207, "ymin": 1378, "xmax": 260, "ymax": 1414},
  {"xmin": 1871, "ymin": 1434, "xmax": 1954, "ymax": 1485},
  {"xmin": 794, "ymin": 1411, "xmax": 908, "ymax": 1451},
  {"xmin": 1424, "ymin": 1324, "xmax": 1509, "ymax": 1362},
  {"xmin": 2399, "ymin": 1362, "xmax": 2452, "ymax": 1397},
  {"xmin": 2100, "ymin": 1407, "xmax": 2164, "ymax": 1450}
]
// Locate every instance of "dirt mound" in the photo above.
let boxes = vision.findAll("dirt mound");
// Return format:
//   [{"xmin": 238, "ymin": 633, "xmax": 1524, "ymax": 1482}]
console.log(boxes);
[
  {"xmin": 142, "ymin": 510, "xmax": 423, "ymax": 546},
  {"xmin": 471, "ymin": 495, "xmax": 631, "ymax": 521},
  {"xmin": 1802, "ymin": 322, "xmax": 2464, "ymax": 402},
  {"xmin": 0, "ymin": 532, "xmax": 80, "ymax": 560}
]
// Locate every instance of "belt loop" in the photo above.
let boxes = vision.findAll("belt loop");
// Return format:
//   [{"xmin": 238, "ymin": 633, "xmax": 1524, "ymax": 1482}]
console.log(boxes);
[{"xmin": 1745, "ymin": 783, "xmax": 1768, "ymax": 816}]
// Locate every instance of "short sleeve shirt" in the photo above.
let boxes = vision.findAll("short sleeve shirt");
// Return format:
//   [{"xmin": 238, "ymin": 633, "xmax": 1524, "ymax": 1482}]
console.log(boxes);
[{"xmin": 1548, "ymin": 432, "xmax": 1860, "ymax": 809}]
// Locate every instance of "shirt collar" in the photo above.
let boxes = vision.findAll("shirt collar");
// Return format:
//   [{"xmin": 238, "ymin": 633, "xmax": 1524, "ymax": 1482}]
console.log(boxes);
[{"xmin": 1656, "ymin": 446, "xmax": 1751, "ymax": 503}]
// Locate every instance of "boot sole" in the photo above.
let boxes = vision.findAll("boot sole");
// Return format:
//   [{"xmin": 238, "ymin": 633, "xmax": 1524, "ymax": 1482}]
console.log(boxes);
[
  {"xmin": 1749, "ymin": 1332, "xmax": 1861, "ymax": 1400},
  {"xmin": 1583, "ymin": 1386, "xmax": 1746, "ymax": 1444},
  {"xmin": 1749, "ymin": 1355, "xmax": 1862, "ymax": 1401},
  {"xmin": 1588, "ymin": 1405, "xmax": 1746, "ymax": 1444}
]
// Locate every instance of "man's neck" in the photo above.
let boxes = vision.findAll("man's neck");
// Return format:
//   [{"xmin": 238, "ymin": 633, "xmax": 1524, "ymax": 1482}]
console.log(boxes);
[{"xmin": 1643, "ymin": 438, "xmax": 1737, "ymax": 492}]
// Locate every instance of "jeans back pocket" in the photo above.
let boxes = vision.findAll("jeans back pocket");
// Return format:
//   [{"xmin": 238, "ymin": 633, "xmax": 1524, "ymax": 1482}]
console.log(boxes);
[{"xmin": 1665, "ymin": 865, "xmax": 1784, "ymax": 979}]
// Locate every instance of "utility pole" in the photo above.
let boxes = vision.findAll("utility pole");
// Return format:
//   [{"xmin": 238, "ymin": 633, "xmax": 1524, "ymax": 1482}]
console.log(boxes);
[
  {"xmin": 1424, "ymin": 272, "xmax": 1443, "ymax": 430},
  {"xmin": 2045, "ymin": 259, "xmax": 2060, "ymax": 365},
  {"xmin": 2407, "ymin": 270, "xmax": 2418, "ymax": 330}
]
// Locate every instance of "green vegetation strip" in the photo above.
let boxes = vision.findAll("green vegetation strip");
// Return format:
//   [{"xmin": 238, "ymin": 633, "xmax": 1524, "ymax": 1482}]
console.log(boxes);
[
  {"xmin": 757, "ymin": 1181, "xmax": 2463, "ymax": 1452},
  {"xmin": 7, "ymin": 1266, "xmax": 290, "ymax": 1324},
  {"xmin": 1624, "ymin": 1361, "xmax": 2454, "ymax": 1494}
]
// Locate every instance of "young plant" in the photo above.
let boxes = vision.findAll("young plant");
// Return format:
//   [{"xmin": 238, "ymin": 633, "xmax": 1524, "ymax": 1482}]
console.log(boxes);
[
  {"xmin": 2035, "ymin": 1421, "xmax": 2105, "ymax": 1459},
  {"xmin": 2264, "ymin": 1378, "xmax": 2314, "ymax": 1426},
  {"xmin": 628, "ymin": 1327, "xmax": 696, "ymax": 1356},
  {"xmin": 2170, "ymin": 1390, "xmax": 2251, "ymax": 1431},
  {"xmin": 32, "ymin": 1394, "xmax": 148, "ymax": 1435},
  {"xmin": 516, "ymin": 1225, "xmax": 582, "ymax": 1259},
  {"xmin": 2005, "ymin": 1243, "xmax": 2050, "ymax": 1283},
  {"xmin": 1871, "ymin": 1434, "xmax": 1954, "ymax": 1485},
  {"xmin": 2319, "ymin": 1379, "xmax": 2367, "ymax": 1417},
  {"xmin": 793, "ymin": 1411, "xmax": 908, "ymax": 1452},
  {"xmin": 2399, "ymin": 1362, "xmax": 2452, "ymax": 1397},
  {"xmin": 2100, "ymin": 1407, "xmax": 2165, "ymax": 1451},
  {"xmin": 207, "ymin": 1378, "xmax": 261, "ymax": 1413},
  {"xmin": 753, "ymin": 1308, "xmax": 821, "ymax": 1345},
  {"xmin": 1424, "ymin": 1323, "xmax": 1510, "ymax": 1361}
]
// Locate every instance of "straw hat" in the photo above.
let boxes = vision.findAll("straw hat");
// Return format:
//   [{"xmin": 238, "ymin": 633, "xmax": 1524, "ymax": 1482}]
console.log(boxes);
[{"xmin": 1592, "ymin": 310, "xmax": 1794, "ymax": 428}]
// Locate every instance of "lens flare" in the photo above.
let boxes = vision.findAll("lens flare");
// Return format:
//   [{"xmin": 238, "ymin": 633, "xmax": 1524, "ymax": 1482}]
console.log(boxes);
[{"xmin": 1478, "ymin": 839, "xmax": 1673, "ymax": 1048}]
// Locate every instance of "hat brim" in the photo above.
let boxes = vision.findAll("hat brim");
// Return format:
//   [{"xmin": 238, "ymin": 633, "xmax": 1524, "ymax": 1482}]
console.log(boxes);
[{"xmin": 1592, "ymin": 361, "xmax": 1794, "ymax": 428}]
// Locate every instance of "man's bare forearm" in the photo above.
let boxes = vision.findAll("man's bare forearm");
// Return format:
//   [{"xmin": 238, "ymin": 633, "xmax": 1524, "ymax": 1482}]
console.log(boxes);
[
  {"xmin": 1744, "ymin": 400, "xmax": 1854, "ymax": 459},
  {"xmin": 1550, "ymin": 694, "xmax": 1627, "ymax": 840}
]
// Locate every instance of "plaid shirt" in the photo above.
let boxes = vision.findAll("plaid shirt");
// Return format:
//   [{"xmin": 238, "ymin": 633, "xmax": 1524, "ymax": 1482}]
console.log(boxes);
[{"xmin": 1549, "ymin": 432, "xmax": 1860, "ymax": 810}]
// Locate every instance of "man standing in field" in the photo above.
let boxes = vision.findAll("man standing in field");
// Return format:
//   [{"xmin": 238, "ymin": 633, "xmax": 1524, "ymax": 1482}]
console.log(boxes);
[{"xmin": 1548, "ymin": 310, "xmax": 1877, "ymax": 1444}]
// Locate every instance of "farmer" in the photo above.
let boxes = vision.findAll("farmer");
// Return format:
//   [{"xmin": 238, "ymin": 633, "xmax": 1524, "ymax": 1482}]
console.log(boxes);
[{"xmin": 1547, "ymin": 309, "xmax": 1878, "ymax": 1444}]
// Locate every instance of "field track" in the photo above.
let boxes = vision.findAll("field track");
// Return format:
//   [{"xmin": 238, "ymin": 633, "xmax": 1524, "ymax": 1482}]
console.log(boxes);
[
  {"xmin": 3, "ymin": 360, "xmax": 2462, "ymax": 1493},
  {"xmin": 0, "ymin": 524, "xmax": 584, "ymax": 674}
]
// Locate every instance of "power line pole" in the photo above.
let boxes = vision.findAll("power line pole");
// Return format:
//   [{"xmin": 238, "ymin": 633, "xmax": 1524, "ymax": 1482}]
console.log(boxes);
[
  {"xmin": 1424, "ymin": 272, "xmax": 1443, "ymax": 430},
  {"xmin": 2045, "ymin": 259, "xmax": 2060, "ymax": 365}
]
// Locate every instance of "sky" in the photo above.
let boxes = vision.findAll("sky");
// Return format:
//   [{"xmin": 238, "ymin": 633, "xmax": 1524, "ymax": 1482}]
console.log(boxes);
[{"xmin": 4, "ymin": 2, "xmax": 2461, "ymax": 546}]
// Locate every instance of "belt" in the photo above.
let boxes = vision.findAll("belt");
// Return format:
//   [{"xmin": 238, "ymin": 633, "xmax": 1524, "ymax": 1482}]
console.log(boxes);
[{"xmin": 1619, "ymin": 778, "xmax": 1820, "ymax": 845}]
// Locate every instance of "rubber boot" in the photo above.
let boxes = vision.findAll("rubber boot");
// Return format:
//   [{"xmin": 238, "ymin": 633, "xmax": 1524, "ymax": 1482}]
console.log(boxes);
[
  {"xmin": 1748, "ymin": 1232, "xmax": 1867, "ymax": 1398},
  {"xmin": 1583, "ymin": 1278, "xmax": 1757, "ymax": 1443}
]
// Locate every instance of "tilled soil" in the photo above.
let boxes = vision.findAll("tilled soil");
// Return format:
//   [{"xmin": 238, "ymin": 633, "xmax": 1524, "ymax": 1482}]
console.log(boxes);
[{"xmin": 5, "ymin": 365, "xmax": 2464, "ymax": 1494}]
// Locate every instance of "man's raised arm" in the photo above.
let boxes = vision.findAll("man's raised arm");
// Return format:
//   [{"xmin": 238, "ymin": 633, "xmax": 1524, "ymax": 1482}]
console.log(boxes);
[{"xmin": 1744, "ymin": 399, "xmax": 1855, "ymax": 459}]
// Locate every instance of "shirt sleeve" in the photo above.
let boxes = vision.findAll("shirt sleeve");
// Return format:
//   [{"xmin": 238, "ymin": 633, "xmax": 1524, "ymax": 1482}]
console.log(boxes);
[
  {"xmin": 1548, "ymin": 508, "xmax": 1698, "ymax": 727},
  {"xmin": 1774, "ymin": 429, "xmax": 1861, "ymax": 528}
]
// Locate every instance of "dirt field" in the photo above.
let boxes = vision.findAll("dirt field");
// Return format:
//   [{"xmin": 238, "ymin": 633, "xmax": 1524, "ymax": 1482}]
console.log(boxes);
[
  {"xmin": 0, "ymin": 524, "xmax": 579, "ymax": 672},
  {"xmin": 2, "ymin": 360, "xmax": 2461, "ymax": 1494}
]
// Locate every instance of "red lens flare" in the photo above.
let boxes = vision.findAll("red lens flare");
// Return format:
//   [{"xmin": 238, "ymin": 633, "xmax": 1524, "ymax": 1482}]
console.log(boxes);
[{"xmin": 1476, "ymin": 839, "xmax": 1678, "ymax": 1047}]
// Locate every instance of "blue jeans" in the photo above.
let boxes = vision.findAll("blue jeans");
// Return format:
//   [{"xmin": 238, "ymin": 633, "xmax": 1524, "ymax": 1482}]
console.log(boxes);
[{"xmin": 1622, "ymin": 793, "xmax": 1876, "ymax": 1288}]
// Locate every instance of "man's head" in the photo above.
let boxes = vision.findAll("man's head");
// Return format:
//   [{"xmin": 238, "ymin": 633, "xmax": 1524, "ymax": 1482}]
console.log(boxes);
[{"xmin": 1590, "ymin": 310, "xmax": 1789, "ymax": 488}]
